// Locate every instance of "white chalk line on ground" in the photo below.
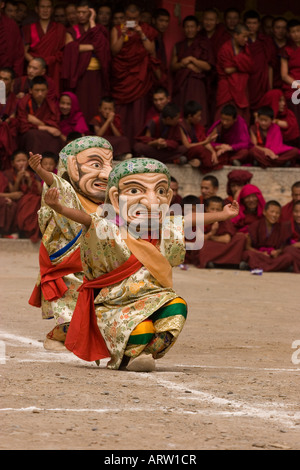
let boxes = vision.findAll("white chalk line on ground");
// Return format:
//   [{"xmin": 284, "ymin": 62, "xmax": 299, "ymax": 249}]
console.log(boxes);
[
  {"xmin": 1, "ymin": 331, "xmax": 300, "ymax": 429},
  {"xmin": 1, "ymin": 330, "xmax": 299, "ymax": 372}
]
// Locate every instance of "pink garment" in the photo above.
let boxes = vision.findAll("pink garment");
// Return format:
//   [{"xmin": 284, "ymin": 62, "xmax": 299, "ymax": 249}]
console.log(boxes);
[
  {"xmin": 263, "ymin": 122, "xmax": 296, "ymax": 155},
  {"xmin": 59, "ymin": 91, "xmax": 89, "ymax": 136},
  {"xmin": 231, "ymin": 184, "xmax": 266, "ymax": 227},
  {"xmin": 207, "ymin": 115, "xmax": 252, "ymax": 152}
]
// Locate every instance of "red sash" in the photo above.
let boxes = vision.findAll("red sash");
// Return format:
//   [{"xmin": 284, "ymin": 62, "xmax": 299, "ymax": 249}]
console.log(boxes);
[
  {"xmin": 28, "ymin": 242, "xmax": 83, "ymax": 308},
  {"xmin": 65, "ymin": 236, "xmax": 160, "ymax": 362},
  {"xmin": 64, "ymin": 252, "xmax": 147, "ymax": 362},
  {"xmin": 30, "ymin": 23, "xmax": 40, "ymax": 49}
]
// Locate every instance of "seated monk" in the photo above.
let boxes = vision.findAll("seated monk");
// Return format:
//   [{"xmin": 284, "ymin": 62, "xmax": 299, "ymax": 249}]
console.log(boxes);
[
  {"xmin": 16, "ymin": 75, "xmax": 63, "ymax": 155},
  {"xmin": 184, "ymin": 195, "xmax": 246, "ymax": 268},
  {"xmin": 231, "ymin": 183, "xmax": 266, "ymax": 233},
  {"xmin": 90, "ymin": 95, "xmax": 132, "ymax": 160},
  {"xmin": 134, "ymin": 103, "xmax": 187, "ymax": 164},
  {"xmin": 207, "ymin": 103, "xmax": 253, "ymax": 166},
  {"xmin": 241, "ymin": 200, "xmax": 293, "ymax": 272},
  {"xmin": 199, "ymin": 174, "xmax": 219, "ymax": 204},
  {"xmin": 179, "ymin": 100, "xmax": 218, "ymax": 172},
  {"xmin": 283, "ymin": 200, "xmax": 300, "ymax": 273},
  {"xmin": 249, "ymin": 106, "xmax": 299, "ymax": 168},
  {"xmin": 0, "ymin": 170, "xmax": 19, "ymax": 238},
  {"xmin": 4, "ymin": 150, "xmax": 41, "ymax": 243},
  {"xmin": 0, "ymin": 67, "xmax": 19, "ymax": 170},
  {"xmin": 224, "ymin": 169, "xmax": 253, "ymax": 205},
  {"xmin": 13, "ymin": 57, "xmax": 58, "ymax": 102},
  {"xmin": 258, "ymin": 89, "xmax": 300, "ymax": 147},
  {"xmin": 280, "ymin": 181, "xmax": 300, "ymax": 222}
]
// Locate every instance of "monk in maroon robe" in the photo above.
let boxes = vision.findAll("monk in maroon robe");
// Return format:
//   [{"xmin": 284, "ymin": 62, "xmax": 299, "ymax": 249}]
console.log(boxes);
[
  {"xmin": 271, "ymin": 17, "xmax": 288, "ymax": 90},
  {"xmin": 243, "ymin": 10, "xmax": 274, "ymax": 112},
  {"xmin": 207, "ymin": 104, "xmax": 253, "ymax": 166},
  {"xmin": 192, "ymin": 196, "xmax": 246, "ymax": 269},
  {"xmin": 13, "ymin": 57, "xmax": 57, "ymax": 102},
  {"xmin": 280, "ymin": 181, "xmax": 300, "ymax": 222},
  {"xmin": 90, "ymin": 96, "xmax": 131, "ymax": 160},
  {"xmin": 16, "ymin": 76, "xmax": 63, "ymax": 155},
  {"xmin": 281, "ymin": 20, "xmax": 300, "ymax": 129},
  {"xmin": 134, "ymin": 103, "xmax": 187, "ymax": 164},
  {"xmin": 62, "ymin": 2, "xmax": 111, "ymax": 124},
  {"xmin": 4, "ymin": 150, "xmax": 41, "ymax": 243},
  {"xmin": 224, "ymin": 169, "xmax": 253, "ymax": 205},
  {"xmin": 0, "ymin": 8, "xmax": 24, "ymax": 77},
  {"xmin": 258, "ymin": 89, "xmax": 300, "ymax": 146},
  {"xmin": 0, "ymin": 171, "xmax": 18, "ymax": 237},
  {"xmin": 171, "ymin": 15, "xmax": 214, "ymax": 128},
  {"xmin": 179, "ymin": 100, "xmax": 218, "ymax": 172},
  {"xmin": 152, "ymin": 8, "xmax": 170, "ymax": 90},
  {"xmin": 231, "ymin": 184, "xmax": 266, "ymax": 234},
  {"xmin": 242, "ymin": 200, "xmax": 293, "ymax": 272},
  {"xmin": 0, "ymin": 67, "xmax": 19, "ymax": 170},
  {"xmin": 199, "ymin": 9, "xmax": 231, "ymax": 125},
  {"xmin": 249, "ymin": 106, "xmax": 299, "ymax": 168},
  {"xmin": 110, "ymin": 3, "xmax": 159, "ymax": 144},
  {"xmin": 216, "ymin": 24, "xmax": 253, "ymax": 124},
  {"xmin": 283, "ymin": 200, "xmax": 300, "ymax": 273},
  {"xmin": 22, "ymin": 0, "xmax": 66, "ymax": 96}
]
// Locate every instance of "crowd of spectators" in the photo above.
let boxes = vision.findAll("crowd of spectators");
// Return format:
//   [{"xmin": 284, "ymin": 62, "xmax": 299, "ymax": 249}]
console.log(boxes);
[{"xmin": 0, "ymin": 0, "xmax": 300, "ymax": 272}]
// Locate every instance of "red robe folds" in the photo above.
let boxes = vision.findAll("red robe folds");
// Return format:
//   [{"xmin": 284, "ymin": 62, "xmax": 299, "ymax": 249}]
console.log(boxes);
[
  {"xmin": 0, "ymin": 171, "xmax": 17, "ymax": 235},
  {"xmin": 16, "ymin": 94, "xmax": 63, "ymax": 155},
  {"xmin": 0, "ymin": 92, "xmax": 19, "ymax": 170},
  {"xmin": 134, "ymin": 115, "xmax": 186, "ymax": 163},
  {"xmin": 13, "ymin": 75, "xmax": 58, "ymax": 102},
  {"xmin": 22, "ymin": 21, "xmax": 66, "ymax": 95},
  {"xmin": 90, "ymin": 113, "xmax": 131, "ymax": 158},
  {"xmin": 180, "ymin": 119, "xmax": 217, "ymax": 172},
  {"xmin": 186, "ymin": 220, "xmax": 246, "ymax": 268},
  {"xmin": 247, "ymin": 34, "xmax": 274, "ymax": 110},
  {"xmin": 172, "ymin": 35, "xmax": 214, "ymax": 127},
  {"xmin": 4, "ymin": 168, "xmax": 41, "ymax": 243},
  {"xmin": 242, "ymin": 217, "xmax": 293, "ymax": 272},
  {"xmin": 0, "ymin": 14, "xmax": 24, "ymax": 77},
  {"xmin": 111, "ymin": 23, "xmax": 158, "ymax": 106},
  {"xmin": 62, "ymin": 24, "xmax": 110, "ymax": 123},
  {"xmin": 283, "ymin": 218, "xmax": 300, "ymax": 273},
  {"xmin": 258, "ymin": 89, "xmax": 300, "ymax": 145},
  {"xmin": 216, "ymin": 40, "xmax": 253, "ymax": 119}
]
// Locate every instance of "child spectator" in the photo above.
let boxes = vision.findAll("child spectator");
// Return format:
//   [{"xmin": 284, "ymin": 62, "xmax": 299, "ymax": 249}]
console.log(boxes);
[
  {"xmin": 194, "ymin": 195, "xmax": 246, "ymax": 269},
  {"xmin": 179, "ymin": 100, "xmax": 218, "ymax": 171},
  {"xmin": 249, "ymin": 106, "xmax": 299, "ymax": 168},
  {"xmin": 241, "ymin": 200, "xmax": 293, "ymax": 272},
  {"xmin": 134, "ymin": 103, "xmax": 187, "ymax": 164},
  {"xmin": 40, "ymin": 151, "xmax": 58, "ymax": 185},
  {"xmin": 90, "ymin": 96, "xmax": 132, "ymax": 160},
  {"xmin": 145, "ymin": 87, "xmax": 170, "ymax": 123},
  {"xmin": 4, "ymin": 150, "xmax": 41, "ymax": 243},
  {"xmin": 0, "ymin": 170, "xmax": 19, "ymax": 238},
  {"xmin": 207, "ymin": 104, "xmax": 253, "ymax": 166},
  {"xmin": 58, "ymin": 92, "xmax": 89, "ymax": 142}
]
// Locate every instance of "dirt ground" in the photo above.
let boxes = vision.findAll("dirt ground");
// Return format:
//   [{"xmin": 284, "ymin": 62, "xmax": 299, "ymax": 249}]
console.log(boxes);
[{"xmin": 1, "ymin": 245, "xmax": 300, "ymax": 451}]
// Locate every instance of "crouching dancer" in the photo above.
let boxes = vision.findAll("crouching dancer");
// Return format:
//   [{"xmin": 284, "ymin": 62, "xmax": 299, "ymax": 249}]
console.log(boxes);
[{"xmin": 44, "ymin": 158, "xmax": 239, "ymax": 371}]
